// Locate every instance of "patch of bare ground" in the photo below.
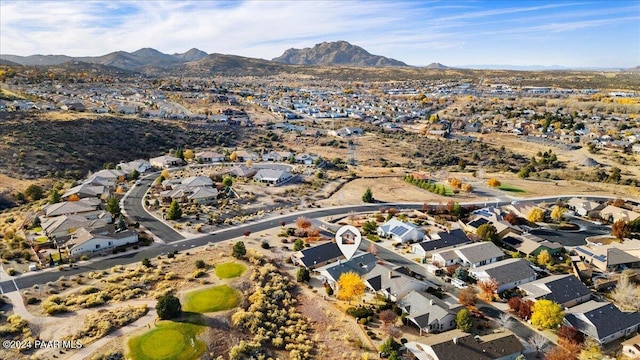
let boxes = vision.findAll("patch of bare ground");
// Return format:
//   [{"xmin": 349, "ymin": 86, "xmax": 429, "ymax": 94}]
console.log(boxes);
[{"xmin": 318, "ymin": 177, "xmax": 491, "ymax": 206}]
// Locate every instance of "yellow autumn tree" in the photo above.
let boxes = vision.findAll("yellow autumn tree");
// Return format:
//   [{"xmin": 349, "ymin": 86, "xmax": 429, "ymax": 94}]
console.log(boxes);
[
  {"xmin": 336, "ymin": 272, "xmax": 365, "ymax": 304},
  {"xmin": 550, "ymin": 206, "xmax": 566, "ymax": 222},
  {"xmin": 161, "ymin": 169, "xmax": 171, "ymax": 179},
  {"xmin": 527, "ymin": 207, "xmax": 544, "ymax": 222},
  {"xmin": 537, "ymin": 249, "xmax": 552, "ymax": 266},
  {"xmin": 448, "ymin": 178, "xmax": 462, "ymax": 189},
  {"xmin": 531, "ymin": 299, "xmax": 564, "ymax": 329},
  {"xmin": 461, "ymin": 183, "xmax": 473, "ymax": 193},
  {"xmin": 487, "ymin": 178, "xmax": 501, "ymax": 187},
  {"xmin": 183, "ymin": 149, "xmax": 195, "ymax": 160},
  {"xmin": 229, "ymin": 151, "xmax": 238, "ymax": 162}
]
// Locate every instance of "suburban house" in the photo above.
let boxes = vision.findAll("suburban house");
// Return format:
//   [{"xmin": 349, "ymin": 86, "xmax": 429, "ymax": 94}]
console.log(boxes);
[
  {"xmin": 262, "ymin": 150, "xmax": 293, "ymax": 162},
  {"xmin": 67, "ymin": 226, "xmax": 138, "ymax": 256},
  {"xmin": 598, "ymin": 205, "xmax": 640, "ymax": 223},
  {"xmin": 150, "ymin": 155, "xmax": 183, "ymax": 169},
  {"xmin": 159, "ymin": 176, "xmax": 218, "ymax": 204},
  {"xmin": 253, "ymin": 169, "xmax": 294, "ymax": 186},
  {"xmin": 432, "ymin": 242, "xmax": 504, "ymax": 269},
  {"xmin": 329, "ymin": 127, "xmax": 363, "ymax": 137},
  {"xmin": 227, "ymin": 165, "xmax": 257, "ymax": 179},
  {"xmin": 564, "ymin": 300, "xmax": 640, "ymax": 344},
  {"xmin": 398, "ymin": 291, "xmax": 463, "ymax": 335},
  {"xmin": 90, "ymin": 169, "xmax": 128, "ymax": 181},
  {"xmin": 43, "ymin": 198, "xmax": 101, "ymax": 217},
  {"xmin": 412, "ymin": 230, "xmax": 471, "ymax": 257},
  {"xmin": 518, "ymin": 274, "xmax": 591, "ymax": 308},
  {"xmin": 316, "ymin": 252, "xmax": 377, "ymax": 291},
  {"xmin": 294, "ymin": 153, "xmax": 320, "ymax": 165},
  {"xmin": 42, "ymin": 212, "xmax": 111, "ymax": 241},
  {"xmin": 363, "ymin": 265, "xmax": 434, "ymax": 301},
  {"xmin": 503, "ymin": 201, "xmax": 542, "ymax": 219},
  {"xmin": 195, "ymin": 151, "xmax": 225, "ymax": 163},
  {"xmin": 575, "ymin": 245, "xmax": 640, "ymax": 272},
  {"xmin": 406, "ymin": 330, "xmax": 524, "ymax": 360},
  {"xmin": 621, "ymin": 334, "xmax": 640, "ymax": 359},
  {"xmin": 500, "ymin": 233, "xmax": 563, "ymax": 257},
  {"xmin": 291, "ymin": 242, "xmax": 344, "ymax": 269},
  {"xmin": 117, "ymin": 159, "xmax": 152, "ymax": 174},
  {"xmin": 469, "ymin": 258, "xmax": 537, "ymax": 293},
  {"xmin": 62, "ymin": 182, "xmax": 108, "ymax": 200},
  {"xmin": 377, "ymin": 218, "xmax": 425, "ymax": 243},
  {"xmin": 567, "ymin": 198, "xmax": 602, "ymax": 217},
  {"xmin": 234, "ymin": 150, "xmax": 260, "ymax": 162}
]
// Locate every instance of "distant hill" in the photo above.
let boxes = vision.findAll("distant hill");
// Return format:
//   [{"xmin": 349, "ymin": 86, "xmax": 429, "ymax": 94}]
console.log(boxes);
[
  {"xmin": 272, "ymin": 41, "xmax": 408, "ymax": 67},
  {"xmin": 176, "ymin": 53, "xmax": 291, "ymax": 76},
  {"xmin": 0, "ymin": 54, "xmax": 74, "ymax": 66},
  {"xmin": 424, "ymin": 62, "xmax": 449, "ymax": 70},
  {"xmin": 626, "ymin": 66, "xmax": 640, "ymax": 72},
  {"xmin": 0, "ymin": 47, "xmax": 210, "ymax": 71},
  {"xmin": 173, "ymin": 48, "xmax": 208, "ymax": 62}
]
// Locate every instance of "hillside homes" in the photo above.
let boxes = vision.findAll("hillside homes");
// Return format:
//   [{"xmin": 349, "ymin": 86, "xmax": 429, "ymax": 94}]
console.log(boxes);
[
  {"xmin": 363, "ymin": 265, "xmax": 435, "ymax": 301},
  {"xmin": 66, "ymin": 225, "xmax": 138, "ymax": 256},
  {"xmin": 406, "ymin": 330, "xmax": 524, "ymax": 360}
]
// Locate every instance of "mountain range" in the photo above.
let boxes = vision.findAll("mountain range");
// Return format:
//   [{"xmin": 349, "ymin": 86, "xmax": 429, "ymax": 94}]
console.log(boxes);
[
  {"xmin": 0, "ymin": 41, "xmax": 411, "ymax": 71},
  {"xmin": 1, "ymin": 41, "xmax": 636, "ymax": 73}
]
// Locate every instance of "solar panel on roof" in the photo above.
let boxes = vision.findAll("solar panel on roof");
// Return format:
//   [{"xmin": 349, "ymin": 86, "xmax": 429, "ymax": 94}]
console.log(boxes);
[
  {"xmin": 390, "ymin": 226, "xmax": 406, "ymax": 236},
  {"xmin": 594, "ymin": 254, "xmax": 606, "ymax": 262},
  {"xmin": 576, "ymin": 247, "xmax": 594, "ymax": 257},
  {"xmin": 502, "ymin": 236, "xmax": 522, "ymax": 246}
]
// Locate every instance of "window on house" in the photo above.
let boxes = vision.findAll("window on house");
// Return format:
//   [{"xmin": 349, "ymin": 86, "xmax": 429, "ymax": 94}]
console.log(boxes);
[{"xmin": 95, "ymin": 244, "xmax": 100, "ymax": 249}]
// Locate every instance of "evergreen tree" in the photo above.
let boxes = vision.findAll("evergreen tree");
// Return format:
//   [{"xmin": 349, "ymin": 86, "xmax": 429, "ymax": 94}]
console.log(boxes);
[
  {"xmin": 456, "ymin": 308, "xmax": 473, "ymax": 332},
  {"xmin": 166, "ymin": 200, "xmax": 182, "ymax": 220},
  {"xmin": 362, "ymin": 187, "xmax": 374, "ymax": 203},
  {"xmin": 117, "ymin": 214, "xmax": 127, "ymax": 231},
  {"xmin": 48, "ymin": 189, "xmax": 61, "ymax": 204},
  {"xmin": 106, "ymin": 197, "xmax": 121, "ymax": 217},
  {"xmin": 156, "ymin": 294, "xmax": 181, "ymax": 319},
  {"xmin": 232, "ymin": 241, "xmax": 246, "ymax": 259}
]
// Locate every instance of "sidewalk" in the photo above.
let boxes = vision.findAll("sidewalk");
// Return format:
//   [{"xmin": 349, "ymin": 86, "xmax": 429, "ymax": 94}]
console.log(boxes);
[{"xmin": 67, "ymin": 301, "xmax": 157, "ymax": 360}]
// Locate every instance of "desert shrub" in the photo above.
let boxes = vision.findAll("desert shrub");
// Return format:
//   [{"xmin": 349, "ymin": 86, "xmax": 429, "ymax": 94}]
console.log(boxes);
[
  {"xmin": 192, "ymin": 269, "xmax": 206, "ymax": 278},
  {"xmin": 7, "ymin": 268, "xmax": 16, "ymax": 276},
  {"xmin": 26, "ymin": 297, "xmax": 39, "ymax": 305},
  {"xmin": 195, "ymin": 259, "xmax": 206, "ymax": 269},
  {"xmin": 164, "ymin": 272, "xmax": 177, "ymax": 280},
  {"xmin": 346, "ymin": 307, "xmax": 374, "ymax": 319},
  {"xmin": 261, "ymin": 242, "xmax": 270, "ymax": 249},
  {"xmin": 80, "ymin": 286, "xmax": 100, "ymax": 295}
]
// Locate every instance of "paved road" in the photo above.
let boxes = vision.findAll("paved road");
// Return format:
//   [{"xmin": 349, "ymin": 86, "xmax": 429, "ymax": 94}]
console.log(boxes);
[
  {"xmin": 123, "ymin": 173, "xmax": 184, "ymax": 242},
  {"xmin": 1, "ymin": 194, "xmax": 625, "ymax": 292}
]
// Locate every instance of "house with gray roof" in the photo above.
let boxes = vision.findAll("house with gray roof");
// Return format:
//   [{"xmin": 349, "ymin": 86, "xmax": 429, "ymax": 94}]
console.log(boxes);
[
  {"xmin": 364, "ymin": 265, "xmax": 435, "ymax": 301},
  {"xmin": 564, "ymin": 300, "xmax": 640, "ymax": 344},
  {"xmin": 291, "ymin": 242, "xmax": 344, "ymax": 269},
  {"xmin": 317, "ymin": 252, "xmax": 377, "ymax": 290},
  {"xmin": 253, "ymin": 169, "xmax": 294, "ymax": 186},
  {"xmin": 406, "ymin": 330, "xmax": 524, "ymax": 360},
  {"xmin": 518, "ymin": 274, "xmax": 591, "ymax": 308},
  {"xmin": 377, "ymin": 218, "xmax": 425, "ymax": 243},
  {"xmin": 432, "ymin": 242, "xmax": 504, "ymax": 269},
  {"xmin": 469, "ymin": 258, "xmax": 537, "ymax": 293},
  {"xmin": 412, "ymin": 230, "xmax": 471, "ymax": 257},
  {"xmin": 398, "ymin": 291, "xmax": 463, "ymax": 335},
  {"xmin": 575, "ymin": 245, "xmax": 640, "ymax": 272},
  {"xmin": 43, "ymin": 198, "xmax": 101, "ymax": 217},
  {"xmin": 501, "ymin": 233, "xmax": 563, "ymax": 257},
  {"xmin": 67, "ymin": 225, "xmax": 138, "ymax": 256}
]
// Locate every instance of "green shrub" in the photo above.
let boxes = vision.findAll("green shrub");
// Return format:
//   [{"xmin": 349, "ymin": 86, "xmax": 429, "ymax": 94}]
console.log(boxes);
[
  {"xmin": 192, "ymin": 269, "xmax": 206, "ymax": 278},
  {"xmin": 358, "ymin": 318, "xmax": 368, "ymax": 325},
  {"xmin": 26, "ymin": 297, "xmax": 39, "ymax": 305},
  {"xmin": 346, "ymin": 307, "xmax": 374, "ymax": 319},
  {"xmin": 261, "ymin": 242, "xmax": 270, "ymax": 249},
  {"xmin": 80, "ymin": 286, "xmax": 100, "ymax": 295},
  {"xmin": 195, "ymin": 260, "xmax": 206, "ymax": 269},
  {"xmin": 7, "ymin": 268, "xmax": 16, "ymax": 276},
  {"xmin": 80, "ymin": 255, "xmax": 88, "ymax": 261}
]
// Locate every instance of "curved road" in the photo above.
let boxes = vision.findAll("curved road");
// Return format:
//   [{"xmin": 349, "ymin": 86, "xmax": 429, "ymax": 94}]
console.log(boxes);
[{"xmin": 0, "ymin": 178, "xmax": 631, "ymax": 293}]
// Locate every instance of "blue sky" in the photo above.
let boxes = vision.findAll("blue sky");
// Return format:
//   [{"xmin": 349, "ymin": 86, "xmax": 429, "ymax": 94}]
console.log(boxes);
[{"xmin": 1, "ymin": 0, "xmax": 639, "ymax": 67}]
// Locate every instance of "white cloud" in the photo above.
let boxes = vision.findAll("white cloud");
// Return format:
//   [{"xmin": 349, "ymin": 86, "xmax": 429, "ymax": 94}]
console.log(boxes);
[{"xmin": 0, "ymin": 0, "xmax": 637, "ymax": 67}]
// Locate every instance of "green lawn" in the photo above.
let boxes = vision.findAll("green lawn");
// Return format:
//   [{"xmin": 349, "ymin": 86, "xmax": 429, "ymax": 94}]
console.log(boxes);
[
  {"xmin": 182, "ymin": 284, "xmax": 240, "ymax": 313},
  {"xmin": 215, "ymin": 262, "xmax": 246, "ymax": 279},
  {"xmin": 128, "ymin": 320, "xmax": 206, "ymax": 360},
  {"xmin": 35, "ymin": 236, "xmax": 49, "ymax": 243},
  {"xmin": 498, "ymin": 183, "xmax": 525, "ymax": 193}
]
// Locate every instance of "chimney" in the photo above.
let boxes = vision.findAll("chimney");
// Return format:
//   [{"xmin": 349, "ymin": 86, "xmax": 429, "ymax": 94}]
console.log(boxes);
[{"xmin": 453, "ymin": 337, "xmax": 458, "ymax": 345}]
